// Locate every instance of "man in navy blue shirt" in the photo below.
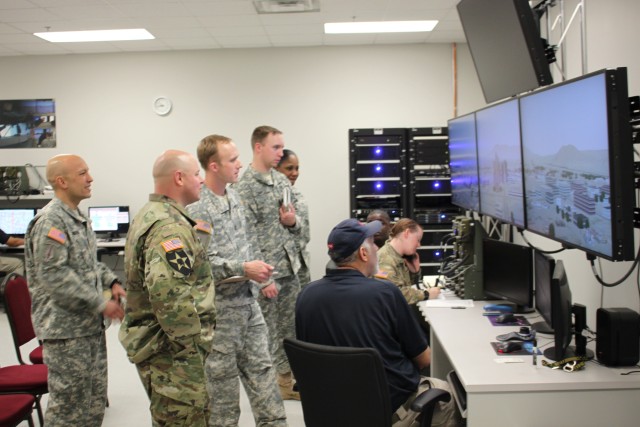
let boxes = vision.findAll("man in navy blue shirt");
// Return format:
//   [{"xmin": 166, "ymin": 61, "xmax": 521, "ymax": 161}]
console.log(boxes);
[{"xmin": 296, "ymin": 219, "xmax": 460, "ymax": 427}]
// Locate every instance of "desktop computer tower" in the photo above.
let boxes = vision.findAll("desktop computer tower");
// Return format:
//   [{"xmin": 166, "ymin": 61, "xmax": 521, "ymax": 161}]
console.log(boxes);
[{"xmin": 596, "ymin": 307, "xmax": 640, "ymax": 366}]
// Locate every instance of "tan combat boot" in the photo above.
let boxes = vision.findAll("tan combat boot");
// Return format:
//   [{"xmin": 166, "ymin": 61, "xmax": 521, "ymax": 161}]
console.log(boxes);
[{"xmin": 278, "ymin": 372, "xmax": 300, "ymax": 400}]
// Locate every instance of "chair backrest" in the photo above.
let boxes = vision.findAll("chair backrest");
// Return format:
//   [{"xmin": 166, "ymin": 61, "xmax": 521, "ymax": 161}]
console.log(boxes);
[
  {"xmin": 3, "ymin": 275, "xmax": 37, "ymax": 363},
  {"xmin": 284, "ymin": 338, "xmax": 392, "ymax": 427}
]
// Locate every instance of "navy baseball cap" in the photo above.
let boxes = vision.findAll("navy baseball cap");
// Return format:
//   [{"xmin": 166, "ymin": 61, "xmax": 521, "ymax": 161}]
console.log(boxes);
[{"xmin": 327, "ymin": 219, "xmax": 382, "ymax": 262}]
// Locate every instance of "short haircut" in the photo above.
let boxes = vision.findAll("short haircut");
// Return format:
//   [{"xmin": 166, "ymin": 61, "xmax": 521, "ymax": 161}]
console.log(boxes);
[
  {"xmin": 251, "ymin": 125, "xmax": 282, "ymax": 149},
  {"xmin": 389, "ymin": 218, "xmax": 421, "ymax": 239},
  {"xmin": 334, "ymin": 237, "xmax": 374, "ymax": 267},
  {"xmin": 277, "ymin": 148, "xmax": 297, "ymax": 168},
  {"xmin": 197, "ymin": 134, "xmax": 232, "ymax": 169}
]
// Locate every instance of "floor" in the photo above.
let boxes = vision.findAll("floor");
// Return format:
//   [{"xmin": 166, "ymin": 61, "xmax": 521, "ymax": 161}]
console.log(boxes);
[{"xmin": 0, "ymin": 307, "xmax": 306, "ymax": 427}]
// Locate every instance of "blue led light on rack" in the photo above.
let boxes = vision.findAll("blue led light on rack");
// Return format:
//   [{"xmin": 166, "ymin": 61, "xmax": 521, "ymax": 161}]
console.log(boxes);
[
  {"xmin": 374, "ymin": 147, "xmax": 383, "ymax": 156},
  {"xmin": 375, "ymin": 165, "xmax": 383, "ymax": 173}
]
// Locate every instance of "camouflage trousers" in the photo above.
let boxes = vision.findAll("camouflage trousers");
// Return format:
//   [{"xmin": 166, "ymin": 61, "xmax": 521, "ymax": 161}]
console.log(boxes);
[
  {"xmin": 206, "ymin": 301, "xmax": 287, "ymax": 426},
  {"xmin": 42, "ymin": 332, "xmax": 108, "ymax": 427},
  {"xmin": 257, "ymin": 274, "xmax": 300, "ymax": 375},
  {"xmin": 136, "ymin": 350, "xmax": 209, "ymax": 427}
]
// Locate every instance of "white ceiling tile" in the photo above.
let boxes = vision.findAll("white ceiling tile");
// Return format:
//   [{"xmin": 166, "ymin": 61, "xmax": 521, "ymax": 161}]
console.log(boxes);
[{"xmin": 0, "ymin": 0, "xmax": 465, "ymax": 56}]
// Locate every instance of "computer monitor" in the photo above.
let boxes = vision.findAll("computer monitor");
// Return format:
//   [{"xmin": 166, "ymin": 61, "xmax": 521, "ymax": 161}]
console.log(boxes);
[
  {"xmin": 457, "ymin": 0, "xmax": 553, "ymax": 103},
  {"xmin": 532, "ymin": 250, "xmax": 555, "ymax": 334},
  {"xmin": 0, "ymin": 208, "xmax": 35, "ymax": 237},
  {"xmin": 476, "ymin": 98, "xmax": 526, "ymax": 228},
  {"xmin": 88, "ymin": 206, "xmax": 130, "ymax": 238},
  {"xmin": 448, "ymin": 112, "xmax": 480, "ymax": 212},
  {"xmin": 521, "ymin": 68, "xmax": 635, "ymax": 261},
  {"xmin": 543, "ymin": 260, "xmax": 574, "ymax": 361},
  {"xmin": 482, "ymin": 238, "xmax": 533, "ymax": 313}
]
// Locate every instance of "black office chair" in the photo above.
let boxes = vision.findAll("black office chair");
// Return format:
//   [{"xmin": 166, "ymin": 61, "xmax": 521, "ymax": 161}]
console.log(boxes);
[{"xmin": 284, "ymin": 338, "xmax": 450, "ymax": 427}]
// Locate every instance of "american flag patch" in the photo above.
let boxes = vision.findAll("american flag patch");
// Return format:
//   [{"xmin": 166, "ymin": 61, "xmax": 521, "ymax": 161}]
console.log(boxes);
[
  {"xmin": 47, "ymin": 227, "xmax": 67, "ymax": 244},
  {"xmin": 374, "ymin": 270, "xmax": 389, "ymax": 279},
  {"xmin": 161, "ymin": 238, "xmax": 184, "ymax": 252},
  {"xmin": 194, "ymin": 220, "xmax": 212, "ymax": 234}
]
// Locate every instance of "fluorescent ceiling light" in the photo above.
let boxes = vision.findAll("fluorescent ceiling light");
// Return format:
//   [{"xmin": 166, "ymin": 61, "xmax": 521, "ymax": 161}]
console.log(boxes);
[
  {"xmin": 34, "ymin": 29, "xmax": 154, "ymax": 43},
  {"xmin": 324, "ymin": 21, "xmax": 438, "ymax": 34}
]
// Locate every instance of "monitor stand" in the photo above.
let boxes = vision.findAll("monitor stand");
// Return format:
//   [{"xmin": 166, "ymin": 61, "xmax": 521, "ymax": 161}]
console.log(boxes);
[{"xmin": 531, "ymin": 320, "xmax": 553, "ymax": 335}]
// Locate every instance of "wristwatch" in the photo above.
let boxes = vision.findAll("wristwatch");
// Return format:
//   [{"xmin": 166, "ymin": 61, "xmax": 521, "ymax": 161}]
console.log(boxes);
[{"xmin": 423, "ymin": 289, "xmax": 430, "ymax": 300}]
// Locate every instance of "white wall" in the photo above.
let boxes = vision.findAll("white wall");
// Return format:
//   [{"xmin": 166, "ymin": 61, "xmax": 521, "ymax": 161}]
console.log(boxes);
[{"xmin": 0, "ymin": 42, "xmax": 483, "ymax": 282}]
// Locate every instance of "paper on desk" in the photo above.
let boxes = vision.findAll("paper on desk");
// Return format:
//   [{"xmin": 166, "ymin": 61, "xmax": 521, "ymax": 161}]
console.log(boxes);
[{"xmin": 424, "ymin": 299, "xmax": 474, "ymax": 308}]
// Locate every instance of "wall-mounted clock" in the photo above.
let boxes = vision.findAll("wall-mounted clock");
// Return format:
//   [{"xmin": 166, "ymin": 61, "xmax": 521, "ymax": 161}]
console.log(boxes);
[{"xmin": 153, "ymin": 96, "xmax": 172, "ymax": 116}]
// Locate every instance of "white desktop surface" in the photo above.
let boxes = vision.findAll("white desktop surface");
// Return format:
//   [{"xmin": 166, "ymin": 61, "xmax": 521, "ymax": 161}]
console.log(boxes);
[
  {"xmin": 96, "ymin": 237, "xmax": 126, "ymax": 248},
  {"xmin": 420, "ymin": 302, "xmax": 640, "ymax": 426}
]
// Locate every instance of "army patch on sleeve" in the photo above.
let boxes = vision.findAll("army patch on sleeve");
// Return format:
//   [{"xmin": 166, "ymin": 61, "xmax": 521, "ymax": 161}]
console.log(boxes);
[
  {"xmin": 46, "ymin": 227, "xmax": 67, "ymax": 244},
  {"xmin": 194, "ymin": 220, "xmax": 212, "ymax": 234},
  {"xmin": 374, "ymin": 270, "xmax": 389, "ymax": 280},
  {"xmin": 166, "ymin": 249, "xmax": 193, "ymax": 276},
  {"xmin": 161, "ymin": 238, "xmax": 184, "ymax": 252}
]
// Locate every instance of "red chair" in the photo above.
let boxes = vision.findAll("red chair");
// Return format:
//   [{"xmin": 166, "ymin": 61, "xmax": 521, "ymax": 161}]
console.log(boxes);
[
  {"xmin": 3, "ymin": 275, "xmax": 43, "ymax": 365},
  {"xmin": 0, "ymin": 364, "xmax": 48, "ymax": 427},
  {"xmin": 0, "ymin": 394, "xmax": 35, "ymax": 427}
]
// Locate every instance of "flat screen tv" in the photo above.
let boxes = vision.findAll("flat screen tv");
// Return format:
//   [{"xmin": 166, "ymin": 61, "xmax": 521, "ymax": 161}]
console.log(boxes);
[
  {"xmin": 520, "ymin": 68, "xmax": 635, "ymax": 261},
  {"xmin": 532, "ymin": 250, "xmax": 555, "ymax": 334},
  {"xmin": 448, "ymin": 112, "xmax": 480, "ymax": 212},
  {"xmin": 88, "ymin": 206, "xmax": 130, "ymax": 238},
  {"xmin": 482, "ymin": 238, "xmax": 533, "ymax": 313},
  {"xmin": 543, "ymin": 260, "xmax": 574, "ymax": 361},
  {"xmin": 476, "ymin": 98, "xmax": 526, "ymax": 228},
  {"xmin": 457, "ymin": 0, "xmax": 553, "ymax": 103},
  {"xmin": 0, "ymin": 208, "xmax": 35, "ymax": 237}
]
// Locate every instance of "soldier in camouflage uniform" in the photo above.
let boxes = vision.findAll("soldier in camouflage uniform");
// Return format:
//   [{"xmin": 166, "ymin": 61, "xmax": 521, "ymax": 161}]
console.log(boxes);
[
  {"xmin": 119, "ymin": 150, "xmax": 215, "ymax": 427},
  {"xmin": 276, "ymin": 149, "xmax": 311, "ymax": 288},
  {"xmin": 187, "ymin": 134, "xmax": 287, "ymax": 426},
  {"xmin": 25, "ymin": 154, "xmax": 126, "ymax": 427},
  {"xmin": 235, "ymin": 126, "xmax": 301, "ymax": 400},
  {"xmin": 376, "ymin": 218, "xmax": 440, "ymax": 304}
]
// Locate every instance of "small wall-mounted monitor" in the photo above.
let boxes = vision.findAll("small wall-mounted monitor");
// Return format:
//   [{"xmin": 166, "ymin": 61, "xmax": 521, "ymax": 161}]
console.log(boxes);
[
  {"xmin": 521, "ymin": 68, "xmax": 635, "ymax": 261},
  {"xmin": 457, "ymin": 0, "xmax": 553, "ymax": 103},
  {"xmin": 0, "ymin": 208, "xmax": 35, "ymax": 237},
  {"xmin": 476, "ymin": 98, "xmax": 526, "ymax": 228},
  {"xmin": 448, "ymin": 112, "xmax": 480, "ymax": 212},
  {"xmin": 88, "ymin": 206, "xmax": 130, "ymax": 238},
  {"xmin": 482, "ymin": 238, "xmax": 533, "ymax": 313}
]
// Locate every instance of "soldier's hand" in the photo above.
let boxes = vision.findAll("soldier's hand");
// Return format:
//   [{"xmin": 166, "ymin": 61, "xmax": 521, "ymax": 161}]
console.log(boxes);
[
  {"xmin": 244, "ymin": 260, "xmax": 274, "ymax": 283},
  {"xmin": 279, "ymin": 204, "xmax": 296, "ymax": 227},
  {"xmin": 261, "ymin": 283, "xmax": 278, "ymax": 299},
  {"xmin": 111, "ymin": 283, "xmax": 127, "ymax": 303},
  {"xmin": 428, "ymin": 287, "xmax": 441, "ymax": 299},
  {"xmin": 103, "ymin": 300, "xmax": 125, "ymax": 321}
]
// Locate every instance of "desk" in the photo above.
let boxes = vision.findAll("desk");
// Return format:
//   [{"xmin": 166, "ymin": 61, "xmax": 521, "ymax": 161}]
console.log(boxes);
[
  {"xmin": 420, "ymin": 302, "xmax": 640, "ymax": 427},
  {"xmin": 1, "ymin": 238, "xmax": 125, "ymax": 256}
]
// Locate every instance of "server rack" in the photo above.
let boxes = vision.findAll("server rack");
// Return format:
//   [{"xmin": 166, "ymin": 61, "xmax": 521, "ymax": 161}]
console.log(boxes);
[
  {"xmin": 407, "ymin": 127, "xmax": 461, "ymax": 276},
  {"xmin": 349, "ymin": 128, "xmax": 407, "ymax": 222}
]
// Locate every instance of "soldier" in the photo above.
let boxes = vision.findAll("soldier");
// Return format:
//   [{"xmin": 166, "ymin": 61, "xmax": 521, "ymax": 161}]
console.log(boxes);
[
  {"xmin": 119, "ymin": 150, "xmax": 215, "ymax": 426},
  {"xmin": 25, "ymin": 154, "xmax": 126, "ymax": 427},
  {"xmin": 276, "ymin": 149, "xmax": 311, "ymax": 289},
  {"xmin": 235, "ymin": 125, "xmax": 301, "ymax": 400},
  {"xmin": 187, "ymin": 134, "xmax": 288, "ymax": 426}
]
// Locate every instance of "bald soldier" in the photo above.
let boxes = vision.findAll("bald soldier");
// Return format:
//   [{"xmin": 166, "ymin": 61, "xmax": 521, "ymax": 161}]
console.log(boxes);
[
  {"xmin": 119, "ymin": 150, "xmax": 216, "ymax": 426},
  {"xmin": 25, "ymin": 154, "xmax": 126, "ymax": 427}
]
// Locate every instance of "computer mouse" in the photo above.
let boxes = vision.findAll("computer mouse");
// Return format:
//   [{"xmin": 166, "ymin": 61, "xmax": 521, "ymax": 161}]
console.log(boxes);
[
  {"xmin": 498, "ymin": 341, "xmax": 523, "ymax": 354},
  {"xmin": 496, "ymin": 313, "xmax": 516, "ymax": 324}
]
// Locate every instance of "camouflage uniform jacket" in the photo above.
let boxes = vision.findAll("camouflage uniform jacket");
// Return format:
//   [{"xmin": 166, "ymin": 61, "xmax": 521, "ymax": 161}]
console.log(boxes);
[
  {"xmin": 291, "ymin": 185, "xmax": 311, "ymax": 270},
  {"xmin": 25, "ymin": 197, "xmax": 119, "ymax": 339},
  {"xmin": 187, "ymin": 185, "xmax": 259, "ymax": 308},
  {"xmin": 119, "ymin": 194, "xmax": 216, "ymax": 365},
  {"xmin": 235, "ymin": 165, "xmax": 301, "ymax": 279},
  {"xmin": 376, "ymin": 242, "xmax": 424, "ymax": 305}
]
